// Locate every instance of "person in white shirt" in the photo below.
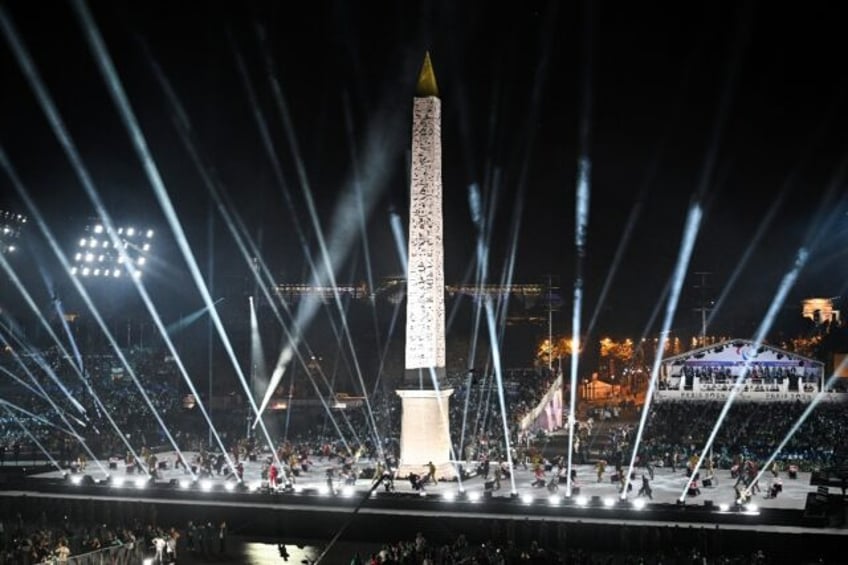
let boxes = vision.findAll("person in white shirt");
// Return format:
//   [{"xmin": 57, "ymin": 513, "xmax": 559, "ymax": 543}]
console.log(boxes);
[
  {"xmin": 54, "ymin": 538, "xmax": 71, "ymax": 562},
  {"xmin": 153, "ymin": 534, "xmax": 167, "ymax": 564}
]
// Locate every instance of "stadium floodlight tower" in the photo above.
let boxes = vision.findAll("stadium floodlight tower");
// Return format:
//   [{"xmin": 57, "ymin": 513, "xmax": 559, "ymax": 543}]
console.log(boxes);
[
  {"xmin": 0, "ymin": 210, "xmax": 26, "ymax": 254},
  {"xmin": 69, "ymin": 222, "xmax": 154, "ymax": 280},
  {"xmin": 395, "ymin": 52, "xmax": 455, "ymax": 480}
]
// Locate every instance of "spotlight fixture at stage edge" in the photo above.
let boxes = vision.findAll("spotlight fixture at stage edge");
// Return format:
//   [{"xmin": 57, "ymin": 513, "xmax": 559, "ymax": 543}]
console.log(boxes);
[
  {"xmin": 0, "ymin": 209, "xmax": 26, "ymax": 254},
  {"xmin": 68, "ymin": 222, "xmax": 153, "ymax": 279}
]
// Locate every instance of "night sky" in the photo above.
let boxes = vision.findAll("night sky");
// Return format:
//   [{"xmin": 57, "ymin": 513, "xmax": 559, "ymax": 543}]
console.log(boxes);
[{"xmin": 1, "ymin": 0, "xmax": 847, "ymax": 345}]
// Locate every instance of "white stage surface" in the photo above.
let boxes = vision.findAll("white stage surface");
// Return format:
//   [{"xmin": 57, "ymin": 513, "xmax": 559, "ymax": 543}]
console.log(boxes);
[{"xmin": 28, "ymin": 451, "xmax": 823, "ymax": 511}]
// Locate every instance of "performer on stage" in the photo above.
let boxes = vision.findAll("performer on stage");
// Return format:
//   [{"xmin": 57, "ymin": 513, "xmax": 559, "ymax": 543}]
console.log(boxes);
[
  {"xmin": 269, "ymin": 463, "xmax": 278, "ymax": 489},
  {"xmin": 638, "ymin": 474, "xmax": 653, "ymax": 499}
]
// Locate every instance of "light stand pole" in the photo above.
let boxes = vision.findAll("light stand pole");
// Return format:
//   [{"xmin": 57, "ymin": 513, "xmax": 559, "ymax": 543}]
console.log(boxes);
[
  {"xmin": 247, "ymin": 296, "xmax": 255, "ymax": 441},
  {"xmin": 207, "ymin": 204, "xmax": 214, "ymax": 448},
  {"xmin": 693, "ymin": 272, "xmax": 712, "ymax": 347}
]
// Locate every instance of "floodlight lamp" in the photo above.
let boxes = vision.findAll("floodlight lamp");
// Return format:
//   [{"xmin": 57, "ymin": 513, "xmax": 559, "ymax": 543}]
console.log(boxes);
[
  {"xmin": 85, "ymin": 253, "xmax": 93, "ymax": 262},
  {"xmin": 468, "ymin": 491, "xmax": 481, "ymax": 502},
  {"xmin": 74, "ymin": 253, "xmax": 81, "ymax": 261},
  {"xmin": 632, "ymin": 498, "xmax": 646, "ymax": 510},
  {"xmin": 575, "ymin": 495, "xmax": 588, "ymax": 506},
  {"xmin": 93, "ymin": 269, "xmax": 101, "ymax": 276},
  {"xmin": 70, "ymin": 267, "xmax": 78, "ymax": 275},
  {"xmin": 521, "ymin": 494, "xmax": 533, "ymax": 504},
  {"xmin": 134, "ymin": 477, "xmax": 148, "ymax": 489},
  {"xmin": 137, "ymin": 257, "xmax": 146, "ymax": 266},
  {"xmin": 88, "ymin": 239, "xmax": 97, "ymax": 248},
  {"xmin": 341, "ymin": 485, "xmax": 355, "ymax": 497},
  {"xmin": 200, "ymin": 479, "xmax": 213, "ymax": 491},
  {"xmin": 102, "ymin": 241, "xmax": 108, "ymax": 248},
  {"xmin": 142, "ymin": 243, "xmax": 150, "ymax": 251},
  {"xmin": 746, "ymin": 503, "xmax": 759, "ymax": 513},
  {"xmin": 113, "ymin": 270, "xmax": 121, "ymax": 277},
  {"xmin": 718, "ymin": 503, "xmax": 730, "ymax": 512},
  {"xmin": 127, "ymin": 227, "xmax": 135, "ymax": 236},
  {"xmin": 178, "ymin": 479, "xmax": 190, "ymax": 489},
  {"xmin": 603, "ymin": 497, "xmax": 615, "ymax": 507},
  {"xmin": 224, "ymin": 482, "xmax": 236, "ymax": 492},
  {"xmin": 118, "ymin": 227, "xmax": 123, "ymax": 234},
  {"xmin": 79, "ymin": 238, "xmax": 86, "ymax": 247},
  {"xmin": 111, "ymin": 477, "xmax": 125, "ymax": 488},
  {"xmin": 146, "ymin": 229, "xmax": 153, "ymax": 238},
  {"xmin": 70, "ymin": 475, "xmax": 83, "ymax": 485},
  {"xmin": 98, "ymin": 255, "xmax": 104, "ymax": 262},
  {"xmin": 94, "ymin": 225, "xmax": 103, "ymax": 233},
  {"xmin": 442, "ymin": 491, "xmax": 456, "ymax": 502},
  {"xmin": 318, "ymin": 484, "xmax": 331, "ymax": 496},
  {"xmin": 82, "ymin": 268, "xmax": 90, "ymax": 276},
  {"xmin": 7, "ymin": 245, "xmax": 13, "ymax": 252},
  {"xmin": 548, "ymin": 494, "xmax": 560, "ymax": 505},
  {"xmin": 132, "ymin": 271, "xmax": 142, "ymax": 279}
]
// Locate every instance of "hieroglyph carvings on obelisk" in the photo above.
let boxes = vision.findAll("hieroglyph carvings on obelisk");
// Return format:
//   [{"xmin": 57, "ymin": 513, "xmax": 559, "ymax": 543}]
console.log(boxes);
[{"xmin": 404, "ymin": 51, "xmax": 446, "ymax": 385}]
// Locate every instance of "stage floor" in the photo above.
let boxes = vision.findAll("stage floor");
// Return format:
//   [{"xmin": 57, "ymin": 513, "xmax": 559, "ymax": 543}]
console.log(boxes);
[{"xmin": 30, "ymin": 451, "xmax": 820, "ymax": 511}]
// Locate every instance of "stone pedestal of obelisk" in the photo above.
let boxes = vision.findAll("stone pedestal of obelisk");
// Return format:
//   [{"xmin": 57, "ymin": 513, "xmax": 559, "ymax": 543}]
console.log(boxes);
[
  {"xmin": 396, "ymin": 388, "xmax": 454, "ymax": 479},
  {"xmin": 395, "ymin": 53, "xmax": 455, "ymax": 480}
]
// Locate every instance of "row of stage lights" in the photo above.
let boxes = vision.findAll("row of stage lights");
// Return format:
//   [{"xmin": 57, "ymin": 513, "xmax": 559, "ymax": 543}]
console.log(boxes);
[
  {"xmin": 425, "ymin": 490, "xmax": 759, "ymax": 515},
  {"xmin": 62, "ymin": 473, "xmax": 760, "ymax": 515},
  {"xmin": 76, "ymin": 240, "xmax": 151, "ymax": 252},
  {"xmin": 66, "ymin": 473, "xmax": 240, "ymax": 492},
  {"xmin": 69, "ymin": 267, "xmax": 142, "ymax": 278},
  {"xmin": 67, "ymin": 473, "xmax": 333, "ymax": 495},
  {"xmin": 1, "ymin": 211, "xmax": 26, "ymax": 222},
  {"xmin": 443, "ymin": 491, "xmax": 759, "ymax": 515},
  {"xmin": 91, "ymin": 225, "xmax": 154, "ymax": 239}
]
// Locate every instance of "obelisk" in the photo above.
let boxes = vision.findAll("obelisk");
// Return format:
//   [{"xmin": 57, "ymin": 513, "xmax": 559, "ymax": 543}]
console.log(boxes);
[{"xmin": 395, "ymin": 52, "xmax": 454, "ymax": 480}]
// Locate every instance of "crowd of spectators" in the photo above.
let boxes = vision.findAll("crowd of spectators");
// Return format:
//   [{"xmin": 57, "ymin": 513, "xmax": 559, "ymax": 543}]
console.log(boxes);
[
  {"xmin": 0, "ymin": 513, "xmax": 175, "ymax": 564},
  {"xmin": 0, "ymin": 346, "xmax": 191, "ymax": 464},
  {"xmin": 641, "ymin": 400, "xmax": 848, "ymax": 472},
  {"xmin": 349, "ymin": 531, "xmax": 776, "ymax": 564},
  {"xmin": 445, "ymin": 368, "xmax": 559, "ymax": 461},
  {"xmin": 0, "ymin": 517, "xmax": 784, "ymax": 565},
  {"xmin": 6, "ymin": 342, "xmax": 848, "ymax": 487},
  {"xmin": 354, "ymin": 532, "xmax": 557, "ymax": 564},
  {"xmin": 0, "ymin": 344, "xmax": 564, "ymax": 495}
]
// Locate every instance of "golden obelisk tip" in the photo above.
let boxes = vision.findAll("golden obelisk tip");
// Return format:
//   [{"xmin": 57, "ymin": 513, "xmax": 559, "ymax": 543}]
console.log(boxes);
[{"xmin": 415, "ymin": 51, "xmax": 439, "ymax": 98}]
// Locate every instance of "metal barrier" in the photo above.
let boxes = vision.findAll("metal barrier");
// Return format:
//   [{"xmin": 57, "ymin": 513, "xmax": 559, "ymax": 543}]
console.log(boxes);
[{"xmin": 37, "ymin": 541, "xmax": 146, "ymax": 565}]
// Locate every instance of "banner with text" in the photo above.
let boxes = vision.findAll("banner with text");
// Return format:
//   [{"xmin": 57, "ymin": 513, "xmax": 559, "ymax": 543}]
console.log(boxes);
[{"xmin": 654, "ymin": 390, "xmax": 848, "ymax": 403}]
